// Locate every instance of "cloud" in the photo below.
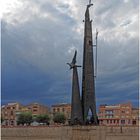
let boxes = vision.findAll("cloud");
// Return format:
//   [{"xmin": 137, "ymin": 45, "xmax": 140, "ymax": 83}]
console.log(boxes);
[{"xmin": 1, "ymin": 0, "xmax": 139, "ymax": 107}]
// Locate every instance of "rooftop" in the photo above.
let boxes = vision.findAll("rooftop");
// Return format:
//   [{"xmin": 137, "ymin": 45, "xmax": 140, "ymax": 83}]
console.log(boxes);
[{"xmin": 51, "ymin": 103, "xmax": 71, "ymax": 107}]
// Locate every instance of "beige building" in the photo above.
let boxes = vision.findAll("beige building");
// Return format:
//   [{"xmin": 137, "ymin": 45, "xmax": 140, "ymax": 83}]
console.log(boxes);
[
  {"xmin": 26, "ymin": 103, "xmax": 49, "ymax": 116},
  {"xmin": 1, "ymin": 102, "xmax": 49, "ymax": 126},
  {"xmin": 98, "ymin": 102, "xmax": 139, "ymax": 126},
  {"xmin": 51, "ymin": 103, "xmax": 71, "ymax": 121},
  {"xmin": 1, "ymin": 102, "xmax": 22, "ymax": 126},
  {"xmin": 131, "ymin": 108, "xmax": 139, "ymax": 125}
]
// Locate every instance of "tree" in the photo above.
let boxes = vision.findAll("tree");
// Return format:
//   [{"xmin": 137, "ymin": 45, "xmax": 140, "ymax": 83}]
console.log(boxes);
[
  {"xmin": 17, "ymin": 112, "xmax": 33, "ymax": 125},
  {"xmin": 35, "ymin": 114, "xmax": 50, "ymax": 125},
  {"xmin": 53, "ymin": 113, "xmax": 66, "ymax": 124}
]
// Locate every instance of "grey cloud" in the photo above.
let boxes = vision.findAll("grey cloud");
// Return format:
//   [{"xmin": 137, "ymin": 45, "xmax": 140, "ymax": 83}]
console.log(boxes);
[
  {"xmin": 120, "ymin": 19, "xmax": 132, "ymax": 27},
  {"xmin": 2, "ymin": 0, "xmax": 139, "ymax": 106}
]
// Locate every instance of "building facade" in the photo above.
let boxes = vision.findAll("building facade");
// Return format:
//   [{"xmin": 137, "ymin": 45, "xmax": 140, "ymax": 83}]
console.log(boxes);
[
  {"xmin": 51, "ymin": 103, "xmax": 71, "ymax": 122},
  {"xmin": 98, "ymin": 102, "xmax": 139, "ymax": 126},
  {"xmin": 1, "ymin": 102, "xmax": 49, "ymax": 126},
  {"xmin": 1, "ymin": 102, "xmax": 22, "ymax": 126},
  {"xmin": 131, "ymin": 108, "xmax": 139, "ymax": 125},
  {"xmin": 26, "ymin": 103, "xmax": 49, "ymax": 116}
]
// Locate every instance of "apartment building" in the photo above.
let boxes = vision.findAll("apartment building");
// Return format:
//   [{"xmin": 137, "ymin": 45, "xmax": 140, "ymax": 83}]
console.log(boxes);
[
  {"xmin": 1, "ymin": 102, "xmax": 49, "ymax": 126},
  {"xmin": 1, "ymin": 102, "xmax": 22, "ymax": 126},
  {"xmin": 51, "ymin": 103, "xmax": 71, "ymax": 120},
  {"xmin": 98, "ymin": 102, "xmax": 139, "ymax": 126},
  {"xmin": 26, "ymin": 103, "xmax": 49, "ymax": 116},
  {"xmin": 131, "ymin": 107, "xmax": 139, "ymax": 125}
]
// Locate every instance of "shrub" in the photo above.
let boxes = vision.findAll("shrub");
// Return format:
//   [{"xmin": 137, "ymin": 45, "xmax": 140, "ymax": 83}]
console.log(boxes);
[
  {"xmin": 35, "ymin": 114, "xmax": 50, "ymax": 125},
  {"xmin": 17, "ymin": 112, "xmax": 33, "ymax": 125},
  {"xmin": 53, "ymin": 113, "xmax": 66, "ymax": 124}
]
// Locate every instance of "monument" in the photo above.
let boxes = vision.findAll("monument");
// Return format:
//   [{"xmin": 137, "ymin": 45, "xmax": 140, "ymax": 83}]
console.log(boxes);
[
  {"xmin": 81, "ymin": 2, "xmax": 98, "ymax": 125},
  {"xmin": 68, "ymin": 0, "xmax": 99, "ymax": 125},
  {"xmin": 67, "ymin": 51, "xmax": 83, "ymax": 124}
]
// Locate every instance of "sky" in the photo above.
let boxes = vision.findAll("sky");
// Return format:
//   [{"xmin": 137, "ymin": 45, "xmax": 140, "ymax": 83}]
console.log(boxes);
[{"xmin": 1, "ymin": 0, "xmax": 139, "ymax": 109}]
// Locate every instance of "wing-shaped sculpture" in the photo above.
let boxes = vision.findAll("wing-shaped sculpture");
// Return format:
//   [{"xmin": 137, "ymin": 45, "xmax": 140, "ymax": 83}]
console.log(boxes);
[
  {"xmin": 87, "ymin": 0, "xmax": 93, "ymax": 8},
  {"xmin": 72, "ymin": 50, "xmax": 77, "ymax": 65},
  {"xmin": 67, "ymin": 50, "xmax": 78, "ymax": 69}
]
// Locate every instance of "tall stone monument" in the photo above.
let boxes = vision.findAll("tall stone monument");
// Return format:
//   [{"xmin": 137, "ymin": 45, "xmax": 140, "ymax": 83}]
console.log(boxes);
[{"xmin": 81, "ymin": 2, "xmax": 98, "ymax": 125}]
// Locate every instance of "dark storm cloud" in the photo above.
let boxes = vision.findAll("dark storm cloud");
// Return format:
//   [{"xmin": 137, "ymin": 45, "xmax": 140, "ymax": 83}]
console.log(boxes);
[{"xmin": 2, "ymin": 0, "xmax": 139, "ymax": 107}]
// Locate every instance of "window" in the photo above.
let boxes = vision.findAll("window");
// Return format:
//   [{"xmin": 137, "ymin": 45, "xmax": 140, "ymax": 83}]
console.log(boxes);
[
  {"xmin": 128, "ymin": 120, "xmax": 131, "ymax": 124},
  {"xmin": 33, "ymin": 109, "xmax": 37, "ymax": 112},
  {"xmin": 11, "ymin": 120, "xmax": 14, "ymax": 125},
  {"xmin": 121, "ymin": 120, "xmax": 125, "ymax": 124},
  {"xmin": 105, "ymin": 110, "xmax": 113, "ymax": 114},
  {"xmin": 100, "ymin": 120, "xmax": 103, "ymax": 124},
  {"xmin": 132, "ymin": 120, "xmax": 136, "ymax": 125},
  {"xmin": 122, "ymin": 110, "xmax": 125, "ymax": 113},
  {"xmin": 110, "ymin": 115, "xmax": 113, "ymax": 118},
  {"xmin": 114, "ymin": 120, "xmax": 116, "ymax": 123},
  {"xmin": 57, "ymin": 108, "xmax": 60, "ymax": 112},
  {"xmin": 107, "ymin": 120, "xmax": 109, "ymax": 124},
  {"xmin": 53, "ymin": 108, "xmax": 56, "ymax": 112},
  {"xmin": 33, "ymin": 106, "xmax": 38, "ymax": 108},
  {"xmin": 62, "ymin": 108, "xmax": 65, "ymax": 112},
  {"xmin": 121, "ymin": 106, "xmax": 127, "ymax": 109},
  {"xmin": 11, "ymin": 111, "xmax": 13, "ymax": 115}
]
